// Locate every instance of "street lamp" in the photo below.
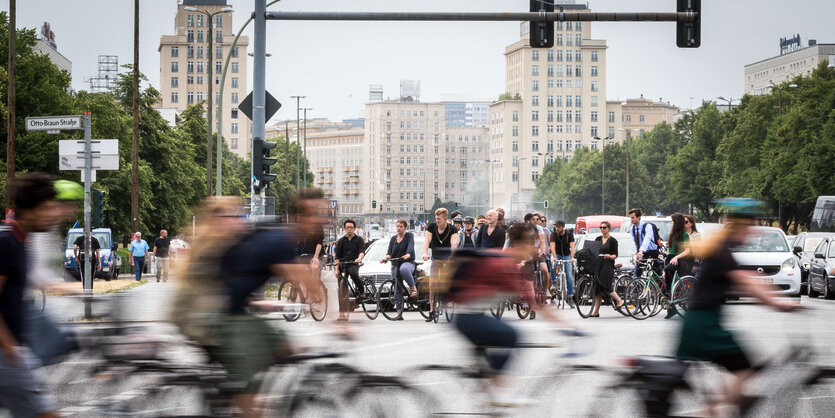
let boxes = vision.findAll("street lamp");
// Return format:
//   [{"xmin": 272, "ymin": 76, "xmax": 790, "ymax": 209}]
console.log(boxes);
[
  {"xmin": 593, "ymin": 136, "xmax": 612, "ymax": 214},
  {"xmin": 619, "ymin": 128, "xmax": 640, "ymax": 214},
  {"xmin": 301, "ymin": 107, "xmax": 313, "ymax": 189},
  {"xmin": 290, "ymin": 95, "xmax": 306, "ymax": 195},
  {"xmin": 716, "ymin": 96, "xmax": 739, "ymax": 113},
  {"xmin": 515, "ymin": 156, "xmax": 528, "ymax": 218},
  {"xmin": 184, "ymin": 5, "xmax": 233, "ymax": 197}
]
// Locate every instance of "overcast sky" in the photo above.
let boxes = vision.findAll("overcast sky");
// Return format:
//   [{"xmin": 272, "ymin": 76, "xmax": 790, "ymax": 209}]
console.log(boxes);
[{"xmin": 4, "ymin": 1, "xmax": 833, "ymax": 123}]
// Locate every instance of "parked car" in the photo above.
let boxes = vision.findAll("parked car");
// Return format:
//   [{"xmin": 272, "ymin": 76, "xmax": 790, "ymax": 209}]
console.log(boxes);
[
  {"xmin": 807, "ymin": 236, "xmax": 835, "ymax": 299},
  {"xmin": 575, "ymin": 215, "xmax": 629, "ymax": 235},
  {"xmin": 358, "ymin": 235, "xmax": 429, "ymax": 287},
  {"xmin": 64, "ymin": 228, "xmax": 120, "ymax": 281},
  {"xmin": 790, "ymin": 232, "xmax": 834, "ymax": 294},
  {"xmin": 729, "ymin": 226, "xmax": 800, "ymax": 297}
]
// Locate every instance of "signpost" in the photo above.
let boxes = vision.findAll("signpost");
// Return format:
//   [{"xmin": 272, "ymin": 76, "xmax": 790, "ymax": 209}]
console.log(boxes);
[{"xmin": 30, "ymin": 113, "xmax": 119, "ymax": 318}]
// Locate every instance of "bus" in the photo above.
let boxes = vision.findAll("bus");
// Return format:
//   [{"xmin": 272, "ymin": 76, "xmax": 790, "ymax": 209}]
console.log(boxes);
[{"xmin": 810, "ymin": 196, "xmax": 835, "ymax": 232}]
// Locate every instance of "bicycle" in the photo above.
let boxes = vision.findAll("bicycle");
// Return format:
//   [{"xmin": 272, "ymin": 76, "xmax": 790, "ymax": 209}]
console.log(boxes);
[
  {"xmin": 329, "ymin": 260, "xmax": 380, "ymax": 320},
  {"xmin": 276, "ymin": 278, "xmax": 328, "ymax": 322},
  {"xmin": 624, "ymin": 257, "xmax": 696, "ymax": 320},
  {"xmin": 574, "ymin": 272, "xmax": 633, "ymax": 318},
  {"xmin": 551, "ymin": 258, "xmax": 571, "ymax": 309},
  {"xmin": 377, "ymin": 257, "xmax": 431, "ymax": 320}
]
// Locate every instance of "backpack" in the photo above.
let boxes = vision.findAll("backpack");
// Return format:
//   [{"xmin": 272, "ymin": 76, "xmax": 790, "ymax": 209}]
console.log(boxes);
[
  {"xmin": 575, "ymin": 248, "xmax": 601, "ymax": 276},
  {"xmin": 646, "ymin": 222, "xmax": 663, "ymax": 249}
]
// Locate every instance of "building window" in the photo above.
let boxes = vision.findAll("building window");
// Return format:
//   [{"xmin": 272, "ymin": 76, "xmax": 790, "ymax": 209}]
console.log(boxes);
[
  {"xmin": 231, "ymin": 123, "xmax": 238, "ymax": 134},
  {"xmin": 591, "ymin": 81, "xmax": 598, "ymax": 92},
  {"xmin": 532, "ymin": 141, "xmax": 539, "ymax": 152},
  {"xmin": 232, "ymin": 47, "xmax": 239, "ymax": 58},
  {"xmin": 575, "ymin": 110, "xmax": 582, "ymax": 122},
  {"xmin": 547, "ymin": 95, "xmax": 554, "ymax": 107},
  {"xmin": 625, "ymin": 115, "xmax": 632, "ymax": 122},
  {"xmin": 556, "ymin": 140, "xmax": 563, "ymax": 151},
  {"xmin": 512, "ymin": 126, "xmax": 519, "ymax": 137},
  {"xmin": 197, "ymin": 61, "xmax": 204, "ymax": 73},
  {"xmin": 231, "ymin": 62, "xmax": 239, "ymax": 73},
  {"xmin": 215, "ymin": 62, "xmax": 222, "ymax": 73},
  {"xmin": 576, "ymin": 66, "xmax": 582, "ymax": 77},
  {"xmin": 187, "ymin": 92, "xmax": 194, "ymax": 104},
  {"xmin": 640, "ymin": 115, "xmax": 645, "ymax": 122},
  {"xmin": 231, "ymin": 93, "xmax": 239, "ymax": 103},
  {"xmin": 547, "ymin": 79, "xmax": 554, "ymax": 88},
  {"xmin": 187, "ymin": 46, "xmax": 194, "ymax": 58},
  {"xmin": 566, "ymin": 96, "xmax": 572, "ymax": 107},
  {"xmin": 197, "ymin": 46, "xmax": 204, "ymax": 59},
  {"xmin": 231, "ymin": 108, "xmax": 238, "ymax": 119},
  {"xmin": 547, "ymin": 49, "xmax": 553, "ymax": 61},
  {"xmin": 575, "ymin": 34, "xmax": 582, "ymax": 46},
  {"xmin": 547, "ymin": 110, "xmax": 554, "ymax": 122},
  {"xmin": 532, "ymin": 96, "xmax": 539, "ymax": 106},
  {"xmin": 532, "ymin": 65, "xmax": 539, "ymax": 76},
  {"xmin": 512, "ymin": 141, "xmax": 519, "ymax": 152},
  {"xmin": 532, "ymin": 126, "xmax": 539, "ymax": 136},
  {"xmin": 591, "ymin": 50, "xmax": 599, "ymax": 62},
  {"xmin": 591, "ymin": 66, "xmax": 599, "ymax": 77},
  {"xmin": 556, "ymin": 50, "xmax": 563, "ymax": 62},
  {"xmin": 547, "ymin": 140, "xmax": 554, "ymax": 152},
  {"xmin": 197, "ymin": 15, "xmax": 204, "ymax": 27},
  {"xmin": 215, "ymin": 15, "xmax": 223, "ymax": 27},
  {"xmin": 512, "ymin": 157, "xmax": 518, "ymax": 167},
  {"xmin": 171, "ymin": 92, "xmax": 178, "ymax": 103},
  {"xmin": 171, "ymin": 77, "xmax": 178, "ymax": 88},
  {"xmin": 590, "ymin": 142, "xmax": 598, "ymax": 150},
  {"xmin": 187, "ymin": 76, "xmax": 193, "ymax": 84},
  {"xmin": 197, "ymin": 76, "xmax": 203, "ymax": 84},
  {"xmin": 172, "ymin": 61, "xmax": 179, "ymax": 72},
  {"xmin": 532, "ymin": 50, "xmax": 539, "ymax": 61},
  {"xmin": 591, "ymin": 111, "xmax": 598, "ymax": 122},
  {"xmin": 513, "ymin": 172, "xmax": 519, "ymax": 182},
  {"xmin": 591, "ymin": 96, "xmax": 599, "ymax": 107},
  {"xmin": 575, "ymin": 125, "xmax": 582, "ymax": 134},
  {"xmin": 231, "ymin": 77, "xmax": 238, "ymax": 88},
  {"xmin": 532, "ymin": 80, "xmax": 539, "ymax": 91},
  {"xmin": 197, "ymin": 30, "xmax": 204, "ymax": 43},
  {"xmin": 196, "ymin": 91, "xmax": 203, "ymax": 102},
  {"xmin": 216, "ymin": 30, "xmax": 222, "ymax": 42},
  {"xmin": 171, "ymin": 46, "xmax": 178, "ymax": 57},
  {"xmin": 532, "ymin": 156, "xmax": 539, "ymax": 167},
  {"xmin": 575, "ymin": 50, "xmax": 582, "ymax": 61},
  {"xmin": 575, "ymin": 96, "xmax": 582, "ymax": 107},
  {"xmin": 187, "ymin": 30, "xmax": 194, "ymax": 42},
  {"xmin": 187, "ymin": 14, "xmax": 194, "ymax": 27},
  {"xmin": 591, "ymin": 126, "xmax": 598, "ymax": 137},
  {"xmin": 512, "ymin": 110, "xmax": 519, "ymax": 121},
  {"xmin": 531, "ymin": 110, "xmax": 539, "ymax": 121},
  {"xmin": 556, "ymin": 34, "xmax": 563, "ymax": 46},
  {"xmin": 556, "ymin": 95, "xmax": 563, "ymax": 107},
  {"xmin": 231, "ymin": 138, "xmax": 238, "ymax": 149},
  {"xmin": 608, "ymin": 111, "xmax": 615, "ymax": 122},
  {"xmin": 608, "ymin": 126, "xmax": 615, "ymax": 137},
  {"xmin": 566, "ymin": 141, "xmax": 573, "ymax": 152}
]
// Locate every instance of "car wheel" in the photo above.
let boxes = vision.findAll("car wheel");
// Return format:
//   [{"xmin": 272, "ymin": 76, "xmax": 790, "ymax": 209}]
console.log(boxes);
[
  {"xmin": 824, "ymin": 275, "xmax": 834, "ymax": 300},
  {"xmin": 808, "ymin": 277, "xmax": 820, "ymax": 298}
]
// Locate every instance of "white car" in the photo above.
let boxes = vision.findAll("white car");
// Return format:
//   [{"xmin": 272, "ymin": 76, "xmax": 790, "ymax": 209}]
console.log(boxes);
[
  {"xmin": 358, "ymin": 235, "xmax": 429, "ymax": 287},
  {"xmin": 730, "ymin": 226, "xmax": 801, "ymax": 296}
]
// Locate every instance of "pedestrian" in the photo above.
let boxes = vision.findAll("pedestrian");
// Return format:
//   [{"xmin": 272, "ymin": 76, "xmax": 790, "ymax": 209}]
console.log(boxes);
[
  {"xmin": 153, "ymin": 229, "xmax": 171, "ymax": 283},
  {"xmin": 496, "ymin": 208, "xmax": 506, "ymax": 227},
  {"xmin": 0, "ymin": 173, "xmax": 64, "ymax": 418},
  {"xmin": 589, "ymin": 221, "xmax": 625, "ymax": 316},
  {"xmin": 129, "ymin": 232, "xmax": 150, "ymax": 282},
  {"xmin": 550, "ymin": 220, "xmax": 576, "ymax": 308},
  {"xmin": 421, "ymin": 208, "xmax": 459, "ymax": 322},
  {"xmin": 73, "ymin": 232, "xmax": 102, "ymax": 282}
]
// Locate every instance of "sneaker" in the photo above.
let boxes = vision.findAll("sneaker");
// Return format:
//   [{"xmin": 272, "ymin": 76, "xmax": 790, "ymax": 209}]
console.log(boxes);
[
  {"xmin": 567, "ymin": 299, "xmax": 576, "ymax": 309},
  {"xmin": 664, "ymin": 307, "xmax": 678, "ymax": 319}
]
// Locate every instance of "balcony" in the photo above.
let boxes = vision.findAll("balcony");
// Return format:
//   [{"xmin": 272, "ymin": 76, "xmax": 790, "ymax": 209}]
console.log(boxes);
[
  {"xmin": 323, "ymin": 189, "xmax": 334, "ymax": 196},
  {"xmin": 317, "ymin": 167, "xmax": 334, "ymax": 173}
]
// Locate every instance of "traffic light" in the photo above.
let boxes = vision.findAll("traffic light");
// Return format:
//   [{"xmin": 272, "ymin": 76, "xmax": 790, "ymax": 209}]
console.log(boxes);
[
  {"xmin": 372, "ymin": 200, "xmax": 377, "ymax": 209},
  {"xmin": 253, "ymin": 138, "xmax": 278, "ymax": 190},
  {"xmin": 454, "ymin": 202, "xmax": 459, "ymax": 210},
  {"xmin": 529, "ymin": 0, "xmax": 554, "ymax": 48},
  {"xmin": 544, "ymin": 200, "xmax": 549, "ymax": 209},
  {"xmin": 676, "ymin": 0, "xmax": 701, "ymax": 48},
  {"xmin": 91, "ymin": 188, "xmax": 104, "ymax": 227}
]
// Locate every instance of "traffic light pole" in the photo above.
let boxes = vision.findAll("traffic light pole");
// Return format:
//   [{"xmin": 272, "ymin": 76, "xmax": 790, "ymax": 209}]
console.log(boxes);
[
  {"xmin": 83, "ymin": 113, "xmax": 93, "ymax": 318},
  {"xmin": 251, "ymin": 0, "xmax": 267, "ymax": 217}
]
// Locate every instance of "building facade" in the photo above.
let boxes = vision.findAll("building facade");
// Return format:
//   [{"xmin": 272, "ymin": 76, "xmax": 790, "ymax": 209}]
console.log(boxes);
[
  {"xmin": 744, "ymin": 40, "xmax": 835, "ymax": 96},
  {"xmin": 33, "ymin": 22, "xmax": 71, "ymax": 74},
  {"xmin": 305, "ymin": 125, "xmax": 366, "ymax": 216},
  {"xmin": 489, "ymin": 4, "xmax": 622, "ymax": 215},
  {"xmin": 157, "ymin": 0, "xmax": 251, "ymax": 159},
  {"xmin": 619, "ymin": 95, "xmax": 680, "ymax": 141}
]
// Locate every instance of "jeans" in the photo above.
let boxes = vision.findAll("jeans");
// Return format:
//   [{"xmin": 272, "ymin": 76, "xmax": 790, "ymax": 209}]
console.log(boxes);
[
  {"xmin": 454, "ymin": 313, "xmax": 518, "ymax": 375},
  {"xmin": 391, "ymin": 262, "xmax": 416, "ymax": 311},
  {"xmin": 555, "ymin": 254, "xmax": 575, "ymax": 296},
  {"xmin": 155, "ymin": 256, "xmax": 170, "ymax": 282},
  {"xmin": 133, "ymin": 256, "xmax": 145, "ymax": 281}
]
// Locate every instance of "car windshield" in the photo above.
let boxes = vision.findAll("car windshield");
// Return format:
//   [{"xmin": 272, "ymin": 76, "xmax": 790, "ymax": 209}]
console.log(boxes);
[
  {"xmin": 804, "ymin": 237, "xmax": 825, "ymax": 253},
  {"xmin": 66, "ymin": 232, "xmax": 111, "ymax": 250},
  {"xmin": 733, "ymin": 230, "xmax": 789, "ymax": 252},
  {"xmin": 362, "ymin": 235, "xmax": 425, "ymax": 262}
]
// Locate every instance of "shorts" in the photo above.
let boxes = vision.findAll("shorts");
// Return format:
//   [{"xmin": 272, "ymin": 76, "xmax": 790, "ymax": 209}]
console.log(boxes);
[
  {"xmin": 676, "ymin": 308, "xmax": 752, "ymax": 372},
  {"xmin": 0, "ymin": 346, "xmax": 55, "ymax": 416},
  {"xmin": 208, "ymin": 315, "xmax": 289, "ymax": 394}
]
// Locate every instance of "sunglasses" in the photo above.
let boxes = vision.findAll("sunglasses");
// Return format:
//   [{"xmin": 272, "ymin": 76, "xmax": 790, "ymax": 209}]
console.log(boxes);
[
  {"xmin": 600, "ymin": 226, "xmax": 610, "ymax": 230},
  {"xmin": 685, "ymin": 220, "xmax": 691, "ymax": 224}
]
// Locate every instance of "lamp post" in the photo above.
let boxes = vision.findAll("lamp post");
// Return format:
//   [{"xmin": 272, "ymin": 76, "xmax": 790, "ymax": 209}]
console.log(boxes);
[
  {"xmin": 290, "ymin": 96, "xmax": 305, "ymax": 195},
  {"xmin": 515, "ymin": 156, "xmax": 528, "ymax": 218},
  {"xmin": 301, "ymin": 107, "xmax": 312, "ymax": 188},
  {"xmin": 184, "ymin": 5, "xmax": 233, "ymax": 197},
  {"xmin": 593, "ymin": 136, "xmax": 612, "ymax": 214},
  {"xmin": 619, "ymin": 128, "xmax": 640, "ymax": 214},
  {"xmin": 716, "ymin": 96, "xmax": 739, "ymax": 113}
]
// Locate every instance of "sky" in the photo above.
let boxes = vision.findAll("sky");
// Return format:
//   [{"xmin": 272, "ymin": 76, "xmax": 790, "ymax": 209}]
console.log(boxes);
[{"xmin": 3, "ymin": 0, "xmax": 834, "ymax": 124}]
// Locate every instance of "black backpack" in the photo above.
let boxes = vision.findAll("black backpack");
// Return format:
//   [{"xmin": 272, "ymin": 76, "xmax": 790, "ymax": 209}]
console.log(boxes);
[
  {"xmin": 576, "ymin": 239, "xmax": 602, "ymax": 275},
  {"xmin": 646, "ymin": 222, "xmax": 663, "ymax": 248}
]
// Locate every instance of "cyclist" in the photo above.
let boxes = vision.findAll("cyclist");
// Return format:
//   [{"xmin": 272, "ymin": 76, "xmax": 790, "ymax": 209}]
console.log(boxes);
[
  {"xmin": 456, "ymin": 216, "xmax": 478, "ymax": 249},
  {"xmin": 422, "ymin": 208, "xmax": 458, "ymax": 322},
  {"xmin": 333, "ymin": 219, "xmax": 366, "ymax": 322},
  {"xmin": 295, "ymin": 190, "xmax": 326, "ymax": 272},
  {"xmin": 662, "ymin": 213, "xmax": 691, "ymax": 319},
  {"xmin": 676, "ymin": 198, "xmax": 800, "ymax": 416},
  {"xmin": 380, "ymin": 219, "xmax": 417, "ymax": 320},
  {"xmin": 452, "ymin": 216, "xmax": 464, "ymax": 231},
  {"xmin": 0, "ymin": 173, "xmax": 65, "ymax": 418},
  {"xmin": 628, "ymin": 208, "xmax": 661, "ymax": 276},
  {"xmin": 524, "ymin": 213, "xmax": 549, "ymax": 292},
  {"xmin": 550, "ymin": 220, "xmax": 576, "ymax": 308},
  {"xmin": 449, "ymin": 223, "xmax": 574, "ymax": 405}
]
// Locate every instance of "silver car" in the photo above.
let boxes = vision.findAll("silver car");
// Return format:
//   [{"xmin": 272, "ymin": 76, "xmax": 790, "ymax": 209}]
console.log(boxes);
[
  {"xmin": 730, "ymin": 227, "xmax": 801, "ymax": 296},
  {"xmin": 807, "ymin": 236, "xmax": 835, "ymax": 299},
  {"xmin": 358, "ymin": 234, "xmax": 429, "ymax": 287}
]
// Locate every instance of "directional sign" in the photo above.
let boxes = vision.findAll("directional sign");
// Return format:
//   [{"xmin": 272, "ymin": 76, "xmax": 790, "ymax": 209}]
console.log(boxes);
[
  {"xmin": 238, "ymin": 90, "xmax": 281, "ymax": 121},
  {"xmin": 26, "ymin": 115, "xmax": 83, "ymax": 131},
  {"xmin": 59, "ymin": 139, "xmax": 119, "ymax": 171}
]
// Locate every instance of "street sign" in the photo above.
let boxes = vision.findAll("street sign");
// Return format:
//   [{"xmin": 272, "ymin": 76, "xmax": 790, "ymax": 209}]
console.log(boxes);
[
  {"xmin": 329, "ymin": 200, "xmax": 338, "ymax": 209},
  {"xmin": 59, "ymin": 139, "xmax": 119, "ymax": 171},
  {"xmin": 25, "ymin": 115, "xmax": 82, "ymax": 131},
  {"xmin": 238, "ymin": 90, "xmax": 281, "ymax": 121}
]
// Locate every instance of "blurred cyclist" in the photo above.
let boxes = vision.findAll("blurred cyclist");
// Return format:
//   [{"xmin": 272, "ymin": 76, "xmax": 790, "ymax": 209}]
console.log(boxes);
[{"xmin": 676, "ymin": 198, "xmax": 800, "ymax": 416}]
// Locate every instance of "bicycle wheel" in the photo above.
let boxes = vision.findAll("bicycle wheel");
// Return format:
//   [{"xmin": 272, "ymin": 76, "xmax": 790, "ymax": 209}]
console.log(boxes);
[
  {"xmin": 309, "ymin": 281, "xmax": 328, "ymax": 322},
  {"xmin": 278, "ymin": 281, "xmax": 302, "ymax": 322},
  {"xmin": 671, "ymin": 275, "xmax": 696, "ymax": 317},
  {"xmin": 490, "ymin": 301, "xmax": 504, "ymax": 320},
  {"xmin": 557, "ymin": 272, "xmax": 568, "ymax": 309},
  {"xmin": 613, "ymin": 274, "xmax": 633, "ymax": 317},
  {"xmin": 624, "ymin": 279, "xmax": 658, "ymax": 320},
  {"xmin": 433, "ymin": 298, "xmax": 441, "ymax": 323},
  {"xmin": 516, "ymin": 297, "xmax": 531, "ymax": 319},
  {"xmin": 574, "ymin": 277, "xmax": 595, "ymax": 318},
  {"xmin": 417, "ymin": 278, "xmax": 432, "ymax": 319},
  {"xmin": 378, "ymin": 280, "xmax": 399, "ymax": 320},
  {"xmin": 361, "ymin": 278, "xmax": 379, "ymax": 320}
]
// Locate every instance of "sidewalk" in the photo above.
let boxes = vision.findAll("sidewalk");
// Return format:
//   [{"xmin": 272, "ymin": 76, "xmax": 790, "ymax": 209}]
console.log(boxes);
[{"xmin": 47, "ymin": 274, "xmax": 175, "ymax": 322}]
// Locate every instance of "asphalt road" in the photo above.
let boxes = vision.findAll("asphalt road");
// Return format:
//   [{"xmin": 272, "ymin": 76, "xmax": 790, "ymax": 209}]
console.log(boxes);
[{"xmin": 31, "ymin": 270, "xmax": 835, "ymax": 416}]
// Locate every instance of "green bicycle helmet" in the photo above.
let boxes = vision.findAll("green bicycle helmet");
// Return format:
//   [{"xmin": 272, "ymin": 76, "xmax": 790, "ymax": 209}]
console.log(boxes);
[
  {"xmin": 55, "ymin": 180, "xmax": 84, "ymax": 201},
  {"xmin": 715, "ymin": 198, "xmax": 768, "ymax": 219}
]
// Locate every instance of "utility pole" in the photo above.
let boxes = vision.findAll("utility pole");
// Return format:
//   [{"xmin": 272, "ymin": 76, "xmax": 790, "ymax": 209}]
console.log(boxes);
[
  {"xmin": 5, "ymin": 0, "xmax": 15, "ymax": 216},
  {"xmin": 285, "ymin": 121, "xmax": 290, "ymax": 218},
  {"xmin": 290, "ymin": 95, "xmax": 305, "ymax": 194},
  {"xmin": 206, "ymin": 12, "xmax": 214, "ymax": 198},
  {"xmin": 301, "ymin": 107, "xmax": 312, "ymax": 188},
  {"xmin": 131, "ymin": 0, "xmax": 140, "ymax": 233}
]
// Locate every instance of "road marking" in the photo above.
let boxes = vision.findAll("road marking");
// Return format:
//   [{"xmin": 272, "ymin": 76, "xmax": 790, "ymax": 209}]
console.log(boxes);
[{"xmin": 347, "ymin": 330, "xmax": 454, "ymax": 353}]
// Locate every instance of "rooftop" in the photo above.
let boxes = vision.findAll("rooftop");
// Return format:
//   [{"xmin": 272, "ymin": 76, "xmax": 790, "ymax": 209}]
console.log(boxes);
[{"xmin": 182, "ymin": 0, "xmax": 228, "ymax": 6}]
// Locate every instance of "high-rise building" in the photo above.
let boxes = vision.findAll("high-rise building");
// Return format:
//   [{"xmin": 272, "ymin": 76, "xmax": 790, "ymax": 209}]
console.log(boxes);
[
  {"xmin": 745, "ymin": 36, "xmax": 835, "ymax": 96},
  {"xmin": 619, "ymin": 95, "xmax": 680, "ymax": 140},
  {"xmin": 157, "ymin": 0, "xmax": 251, "ymax": 159},
  {"xmin": 33, "ymin": 22, "xmax": 71, "ymax": 74},
  {"xmin": 363, "ymin": 100, "xmax": 489, "ymax": 219},
  {"xmin": 305, "ymin": 124, "xmax": 366, "ymax": 216},
  {"xmin": 489, "ymin": 3, "xmax": 621, "ymax": 215}
]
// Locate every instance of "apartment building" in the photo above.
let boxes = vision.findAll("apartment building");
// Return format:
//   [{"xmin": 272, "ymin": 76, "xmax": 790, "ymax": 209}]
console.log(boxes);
[{"xmin": 745, "ymin": 37, "xmax": 835, "ymax": 96}]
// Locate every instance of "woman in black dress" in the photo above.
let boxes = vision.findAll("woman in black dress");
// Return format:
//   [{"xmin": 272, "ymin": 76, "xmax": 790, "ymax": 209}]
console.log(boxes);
[{"xmin": 590, "ymin": 221, "xmax": 625, "ymax": 317}]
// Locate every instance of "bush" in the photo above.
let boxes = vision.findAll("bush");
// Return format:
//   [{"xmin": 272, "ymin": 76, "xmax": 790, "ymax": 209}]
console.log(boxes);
[{"xmin": 116, "ymin": 248, "xmax": 131, "ymax": 274}]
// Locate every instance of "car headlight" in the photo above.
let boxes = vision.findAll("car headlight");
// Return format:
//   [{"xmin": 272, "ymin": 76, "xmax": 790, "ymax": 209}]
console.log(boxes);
[{"xmin": 782, "ymin": 258, "xmax": 796, "ymax": 273}]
